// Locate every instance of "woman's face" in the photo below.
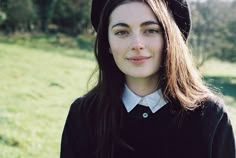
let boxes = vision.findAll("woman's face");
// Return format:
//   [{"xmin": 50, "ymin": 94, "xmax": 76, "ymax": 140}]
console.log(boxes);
[{"xmin": 108, "ymin": 2, "xmax": 164, "ymax": 83}]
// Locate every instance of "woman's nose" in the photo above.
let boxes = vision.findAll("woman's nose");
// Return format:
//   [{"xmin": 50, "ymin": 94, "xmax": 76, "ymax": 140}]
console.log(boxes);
[{"xmin": 131, "ymin": 34, "xmax": 144, "ymax": 51}]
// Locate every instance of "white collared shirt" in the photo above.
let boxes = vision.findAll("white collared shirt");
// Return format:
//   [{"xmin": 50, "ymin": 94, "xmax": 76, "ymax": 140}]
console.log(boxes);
[{"xmin": 122, "ymin": 85, "xmax": 168, "ymax": 113}]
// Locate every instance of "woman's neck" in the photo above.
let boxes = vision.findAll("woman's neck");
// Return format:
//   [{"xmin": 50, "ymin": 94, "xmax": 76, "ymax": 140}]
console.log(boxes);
[{"xmin": 126, "ymin": 76, "xmax": 159, "ymax": 97}]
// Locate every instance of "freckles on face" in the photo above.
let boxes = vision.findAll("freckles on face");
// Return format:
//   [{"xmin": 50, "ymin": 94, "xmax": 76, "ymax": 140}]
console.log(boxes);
[{"xmin": 108, "ymin": 2, "xmax": 164, "ymax": 82}]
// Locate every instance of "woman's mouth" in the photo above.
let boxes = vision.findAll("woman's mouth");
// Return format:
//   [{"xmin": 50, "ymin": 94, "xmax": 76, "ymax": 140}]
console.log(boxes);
[{"xmin": 127, "ymin": 56, "xmax": 151, "ymax": 64}]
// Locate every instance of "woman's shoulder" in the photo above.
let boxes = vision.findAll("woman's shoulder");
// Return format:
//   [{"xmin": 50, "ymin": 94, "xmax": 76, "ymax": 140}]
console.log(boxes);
[
  {"xmin": 197, "ymin": 97, "xmax": 227, "ymax": 119},
  {"xmin": 194, "ymin": 98, "xmax": 235, "ymax": 156},
  {"xmin": 68, "ymin": 88, "xmax": 99, "ymax": 118},
  {"xmin": 191, "ymin": 97, "xmax": 232, "ymax": 131},
  {"xmin": 72, "ymin": 88, "xmax": 99, "ymax": 106}
]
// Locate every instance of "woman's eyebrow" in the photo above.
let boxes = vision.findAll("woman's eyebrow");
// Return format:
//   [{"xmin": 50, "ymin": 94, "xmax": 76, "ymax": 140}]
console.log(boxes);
[
  {"xmin": 141, "ymin": 21, "xmax": 160, "ymax": 27},
  {"xmin": 111, "ymin": 23, "xmax": 129, "ymax": 28},
  {"xmin": 111, "ymin": 21, "xmax": 159, "ymax": 29}
]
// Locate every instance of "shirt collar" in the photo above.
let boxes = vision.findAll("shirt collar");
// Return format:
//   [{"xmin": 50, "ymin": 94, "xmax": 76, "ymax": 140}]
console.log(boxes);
[{"xmin": 122, "ymin": 84, "xmax": 167, "ymax": 113}]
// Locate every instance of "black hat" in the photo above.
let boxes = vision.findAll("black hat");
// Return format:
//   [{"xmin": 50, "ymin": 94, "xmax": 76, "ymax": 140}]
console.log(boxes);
[{"xmin": 91, "ymin": 0, "xmax": 191, "ymax": 40}]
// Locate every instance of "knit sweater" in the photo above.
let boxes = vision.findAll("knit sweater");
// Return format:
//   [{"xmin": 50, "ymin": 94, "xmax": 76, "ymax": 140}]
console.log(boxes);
[{"xmin": 60, "ymin": 94, "xmax": 236, "ymax": 158}]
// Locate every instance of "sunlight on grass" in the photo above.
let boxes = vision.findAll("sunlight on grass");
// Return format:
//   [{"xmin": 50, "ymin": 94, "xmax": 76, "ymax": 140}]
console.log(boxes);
[
  {"xmin": 0, "ymin": 42, "xmax": 96, "ymax": 158},
  {"xmin": 200, "ymin": 59, "xmax": 236, "ymax": 77}
]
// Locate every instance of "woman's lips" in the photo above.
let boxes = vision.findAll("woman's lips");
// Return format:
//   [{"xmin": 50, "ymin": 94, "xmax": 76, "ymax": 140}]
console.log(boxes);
[{"xmin": 127, "ymin": 56, "xmax": 151, "ymax": 64}]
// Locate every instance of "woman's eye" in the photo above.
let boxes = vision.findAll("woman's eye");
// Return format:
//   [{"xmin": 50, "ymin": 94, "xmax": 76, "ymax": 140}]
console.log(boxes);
[
  {"xmin": 114, "ymin": 30, "xmax": 129, "ymax": 37},
  {"xmin": 145, "ymin": 29, "xmax": 160, "ymax": 35}
]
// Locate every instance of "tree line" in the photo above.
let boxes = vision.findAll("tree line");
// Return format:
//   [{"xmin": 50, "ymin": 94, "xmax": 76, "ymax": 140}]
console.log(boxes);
[
  {"xmin": 0, "ymin": 0, "xmax": 91, "ymax": 35},
  {"xmin": 0, "ymin": 0, "xmax": 235, "ymax": 63},
  {"xmin": 190, "ymin": 0, "xmax": 236, "ymax": 64}
]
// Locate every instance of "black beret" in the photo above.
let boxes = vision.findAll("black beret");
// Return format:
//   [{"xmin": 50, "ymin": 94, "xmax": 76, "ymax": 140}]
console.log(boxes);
[{"xmin": 91, "ymin": 0, "xmax": 191, "ymax": 40}]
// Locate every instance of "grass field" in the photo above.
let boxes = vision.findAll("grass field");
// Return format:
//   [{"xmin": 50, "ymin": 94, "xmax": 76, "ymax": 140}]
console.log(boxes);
[
  {"xmin": 0, "ymin": 39, "xmax": 96, "ymax": 158},
  {"xmin": 0, "ymin": 35, "xmax": 235, "ymax": 158}
]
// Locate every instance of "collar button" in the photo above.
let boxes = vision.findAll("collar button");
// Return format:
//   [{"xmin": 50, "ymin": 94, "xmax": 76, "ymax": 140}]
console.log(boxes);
[{"xmin": 142, "ymin": 112, "xmax": 148, "ymax": 118}]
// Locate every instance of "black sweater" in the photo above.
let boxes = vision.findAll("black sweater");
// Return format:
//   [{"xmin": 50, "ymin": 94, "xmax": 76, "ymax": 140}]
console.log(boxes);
[{"xmin": 60, "ymin": 94, "xmax": 236, "ymax": 158}]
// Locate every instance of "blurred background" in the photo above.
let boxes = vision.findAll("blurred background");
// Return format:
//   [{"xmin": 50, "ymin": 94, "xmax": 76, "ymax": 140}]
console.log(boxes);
[{"xmin": 0, "ymin": 0, "xmax": 235, "ymax": 158}]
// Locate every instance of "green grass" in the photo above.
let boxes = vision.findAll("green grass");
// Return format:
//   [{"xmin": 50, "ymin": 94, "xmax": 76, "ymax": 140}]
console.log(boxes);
[
  {"xmin": 0, "ymin": 32, "xmax": 95, "ymax": 57},
  {"xmin": 0, "ymin": 36, "xmax": 235, "ymax": 158},
  {"xmin": 0, "ymin": 41, "xmax": 96, "ymax": 158}
]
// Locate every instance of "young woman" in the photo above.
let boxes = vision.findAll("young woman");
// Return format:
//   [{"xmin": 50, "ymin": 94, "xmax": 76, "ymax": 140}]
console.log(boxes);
[{"xmin": 60, "ymin": 0, "xmax": 236, "ymax": 158}]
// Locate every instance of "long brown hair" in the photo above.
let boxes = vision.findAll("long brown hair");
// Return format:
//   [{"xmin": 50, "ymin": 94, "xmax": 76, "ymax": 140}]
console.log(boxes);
[
  {"xmin": 146, "ymin": 0, "xmax": 214, "ymax": 109},
  {"xmin": 84, "ymin": 0, "xmax": 217, "ymax": 157}
]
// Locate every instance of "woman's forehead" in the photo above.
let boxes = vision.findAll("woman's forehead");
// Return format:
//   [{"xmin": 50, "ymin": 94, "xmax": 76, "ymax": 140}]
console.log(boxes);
[{"xmin": 109, "ymin": 2, "xmax": 157, "ymax": 25}]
